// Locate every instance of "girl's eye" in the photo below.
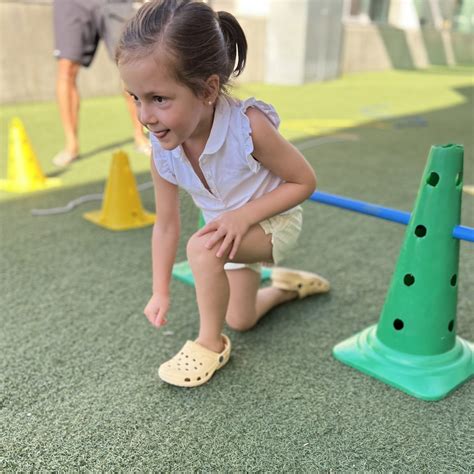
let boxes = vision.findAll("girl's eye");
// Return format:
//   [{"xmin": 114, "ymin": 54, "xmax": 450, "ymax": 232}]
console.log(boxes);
[
  {"xmin": 130, "ymin": 94, "xmax": 139, "ymax": 102},
  {"xmin": 154, "ymin": 96, "xmax": 166, "ymax": 103}
]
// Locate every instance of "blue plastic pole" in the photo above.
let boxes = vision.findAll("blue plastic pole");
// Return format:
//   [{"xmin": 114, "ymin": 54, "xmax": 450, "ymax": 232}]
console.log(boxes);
[
  {"xmin": 453, "ymin": 225, "xmax": 474, "ymax": 242},
  {"xmin": 309, "ymin": 191, "xmax": 474, "ymax": 243}
]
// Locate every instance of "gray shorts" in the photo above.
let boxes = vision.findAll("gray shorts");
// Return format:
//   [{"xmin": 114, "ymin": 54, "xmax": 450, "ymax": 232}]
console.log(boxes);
[{"xmin": 53, "ymin": 0, "xmax": 135, "ymax": 67}]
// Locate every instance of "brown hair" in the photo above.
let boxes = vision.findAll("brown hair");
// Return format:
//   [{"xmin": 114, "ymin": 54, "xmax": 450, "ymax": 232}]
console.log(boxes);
[{"xmin": 116, "ymin": 0, "xmax": 247, "ymax": 97}]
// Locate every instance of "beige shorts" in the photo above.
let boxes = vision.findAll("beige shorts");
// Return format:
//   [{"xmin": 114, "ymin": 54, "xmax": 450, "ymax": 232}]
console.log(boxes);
[{"xmin": 224, "ymin": 206, "xmax": 303, "ymax": 274}]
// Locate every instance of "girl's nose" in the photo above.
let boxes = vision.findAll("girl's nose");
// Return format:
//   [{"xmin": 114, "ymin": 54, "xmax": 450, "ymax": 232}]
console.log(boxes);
[{"xmin": 139, "ymin": 103, "xmax": 158, "ymax": 127}]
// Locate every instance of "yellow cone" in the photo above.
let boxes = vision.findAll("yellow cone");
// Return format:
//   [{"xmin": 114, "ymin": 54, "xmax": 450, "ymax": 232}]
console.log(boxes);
[
  {"xmin": 0, "ymin": 118, "xmax": 61, "ymax": 193},
  {"xmin": 83, "ymin": 150, "xmax": 155, "ymax": 230}
]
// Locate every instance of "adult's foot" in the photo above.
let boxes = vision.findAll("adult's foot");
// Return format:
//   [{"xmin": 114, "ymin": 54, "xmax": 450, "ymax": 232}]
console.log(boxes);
[{"xmin": 52, "ymin": 150, "xmax": 78, "ymax": 167}]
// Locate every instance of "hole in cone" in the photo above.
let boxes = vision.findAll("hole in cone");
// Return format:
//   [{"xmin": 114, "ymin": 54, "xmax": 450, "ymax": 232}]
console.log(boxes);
[
  {"xmin": 426, "ymin": 172, "xmax": 440, "ymax": 187},
  {"xmin": 448, "ymin": 320, "xmax": 454, "ymax": 332},
  {"xmin": 415, "ymin": 225, "xmax": 427, "ymax": 238},
  {"xmin": 450, "ymin": 274, "xmax": 457, "ymax": 287},
  {"xmin": 393, "ymin": 319, "xmax": 404, "ymax": 330},
  {"xmin": 403, "ymin": 274, "xmax": 415, "ymax": 286}
]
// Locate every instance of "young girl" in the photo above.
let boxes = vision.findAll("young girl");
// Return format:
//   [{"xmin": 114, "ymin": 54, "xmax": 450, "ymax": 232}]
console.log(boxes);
[{"xmin": 117, "ymin": 0, "xmax": 330, "ymax": 387}]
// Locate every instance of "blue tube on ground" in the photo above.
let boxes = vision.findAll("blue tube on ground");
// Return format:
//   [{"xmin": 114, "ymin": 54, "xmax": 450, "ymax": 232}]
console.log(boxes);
[{"xmin": 309, "ymin": 191, "xmax": 474, "ymax": 243}]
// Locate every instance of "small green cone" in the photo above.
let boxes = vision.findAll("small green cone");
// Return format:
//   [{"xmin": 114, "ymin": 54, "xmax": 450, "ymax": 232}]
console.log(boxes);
[
  {"xmin": 172, "ymin": 211, "xmax": 272, "ymax": 286},
  {"xmin": 333, "ymin": 144, "xmax": 474, "ymax": 401}
]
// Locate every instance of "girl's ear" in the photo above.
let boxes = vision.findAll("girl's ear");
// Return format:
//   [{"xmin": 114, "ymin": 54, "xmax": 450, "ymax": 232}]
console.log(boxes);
[{"xmin": 204, "ymin": 74, "xmax": 220, "ymax": 105}]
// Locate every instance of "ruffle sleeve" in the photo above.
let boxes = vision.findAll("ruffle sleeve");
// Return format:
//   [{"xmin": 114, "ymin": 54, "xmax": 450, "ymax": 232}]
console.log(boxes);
[
  {"xmin": 151, "ymin": 134, "xmax": 177, "ymax": 185},
  {"xmin": 240, "ymin": 97, "xmax": 281, "ymax": 173}
]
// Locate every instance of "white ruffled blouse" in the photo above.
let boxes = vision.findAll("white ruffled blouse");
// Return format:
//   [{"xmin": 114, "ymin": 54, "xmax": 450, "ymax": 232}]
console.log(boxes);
[{"xmin": 151, "ymin": 95, "xmax": 285, "ymax": 223}]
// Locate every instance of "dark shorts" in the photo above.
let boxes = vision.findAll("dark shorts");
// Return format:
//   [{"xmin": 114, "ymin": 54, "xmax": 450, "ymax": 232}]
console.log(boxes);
[{"xmin": 53, "ymin": 0, "xmax": 135, "ymax": 67}]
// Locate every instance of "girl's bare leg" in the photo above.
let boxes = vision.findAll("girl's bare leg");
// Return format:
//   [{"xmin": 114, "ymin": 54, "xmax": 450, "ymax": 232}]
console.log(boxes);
[
  {"xmin": 187, "ymin": 225, "xmax": 299, "ymax": 352},
  {"xmin": 225, "ymin": 269, "xmax": 298, "ymax": 332},
  {"xmin": 187, "ymin": 224, "xmax": 274, "ymax": 353},
  {"xmin": 186, "ymin": 238, "xmax": 230, "ymax": 353}
]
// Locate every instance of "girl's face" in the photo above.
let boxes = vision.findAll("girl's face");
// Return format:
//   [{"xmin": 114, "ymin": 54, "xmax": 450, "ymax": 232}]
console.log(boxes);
[{"xmin": 119, "ymin": 53, "xmax": 211, "ymax": 151}]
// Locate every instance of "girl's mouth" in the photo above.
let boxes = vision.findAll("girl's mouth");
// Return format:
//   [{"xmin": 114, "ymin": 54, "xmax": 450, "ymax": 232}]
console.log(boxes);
[{"xmin": 154, "ymin": 129, "xmax": 169, "ymax": 139}]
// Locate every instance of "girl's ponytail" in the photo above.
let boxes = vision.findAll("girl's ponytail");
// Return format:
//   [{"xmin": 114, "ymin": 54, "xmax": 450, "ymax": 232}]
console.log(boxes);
[{"xmin": 217, "ymin": 11, "xmax": 247, "ymax": 77}]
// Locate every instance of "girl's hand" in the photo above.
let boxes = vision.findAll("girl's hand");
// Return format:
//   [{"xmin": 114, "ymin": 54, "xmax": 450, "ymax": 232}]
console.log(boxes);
[
  {"xmin": 143, "ymin": 293, "xmax": 170, "ymax": 328},
  {"xmin": 196, "ymin": 209, "xmax": 250, "ymax": 259}
]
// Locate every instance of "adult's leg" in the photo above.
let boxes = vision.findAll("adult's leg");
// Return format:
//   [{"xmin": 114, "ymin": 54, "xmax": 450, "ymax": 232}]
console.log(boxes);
[
  {"xmin": 56, "ymin": 58, "xmax": 81, "ymax": 158},
  {"xmin": 98, "ymin": 0, "xmax": 150, "ymax": 154}
]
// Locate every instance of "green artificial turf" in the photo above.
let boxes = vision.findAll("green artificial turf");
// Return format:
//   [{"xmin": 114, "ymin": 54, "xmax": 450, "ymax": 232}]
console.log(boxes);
[{"xmin": 1, "ymin": 68, "xmax": 473, "ymax": 471}]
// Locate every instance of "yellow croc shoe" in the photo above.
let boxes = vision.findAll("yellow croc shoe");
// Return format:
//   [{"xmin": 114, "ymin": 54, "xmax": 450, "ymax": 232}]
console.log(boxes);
[
  {"xmin": 271, "ymin": 268, "xmax": 330, "ymax": 299},
  {"xmin": 158, "ymin": 335, "xmax": 231, "ymax": 387}
]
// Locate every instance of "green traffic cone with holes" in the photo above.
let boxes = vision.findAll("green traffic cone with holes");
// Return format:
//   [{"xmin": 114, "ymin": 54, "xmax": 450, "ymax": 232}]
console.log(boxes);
[{"xmin": 333, "ymin": 144, "xmax": 473, "ymax": 401}]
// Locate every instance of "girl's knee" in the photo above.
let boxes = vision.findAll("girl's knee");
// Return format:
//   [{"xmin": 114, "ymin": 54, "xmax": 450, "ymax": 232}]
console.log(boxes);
[
  {"xmin": 186, "ymin": 232, "xmax": 224, "ymax": 270},
  {"xmin": 226, "ymin": 313, "xmax": 255, "ymax": 332}
]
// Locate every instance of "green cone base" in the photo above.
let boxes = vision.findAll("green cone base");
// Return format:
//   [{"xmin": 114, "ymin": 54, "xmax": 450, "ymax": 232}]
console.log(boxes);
[
  {"xmin": 172, "ymin": 260, "xmax": 272, "ymax": 286},
  {"xmin": 333, "ymin": 325, "xmax": 474, "ymax": 401}
]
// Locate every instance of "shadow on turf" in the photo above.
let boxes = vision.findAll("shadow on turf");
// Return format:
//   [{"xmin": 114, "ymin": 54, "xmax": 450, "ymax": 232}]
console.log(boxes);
[
  {"xmin": 46, "ymin": 137, "xmax": 135, "ymax": 177},
  {"xmin": 417, "ymin": 66, "xmax": 474, "ymax": 76},
  {"xmin": 289, "ymin": 85, "xmax": 472, "ymax": 147}
]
